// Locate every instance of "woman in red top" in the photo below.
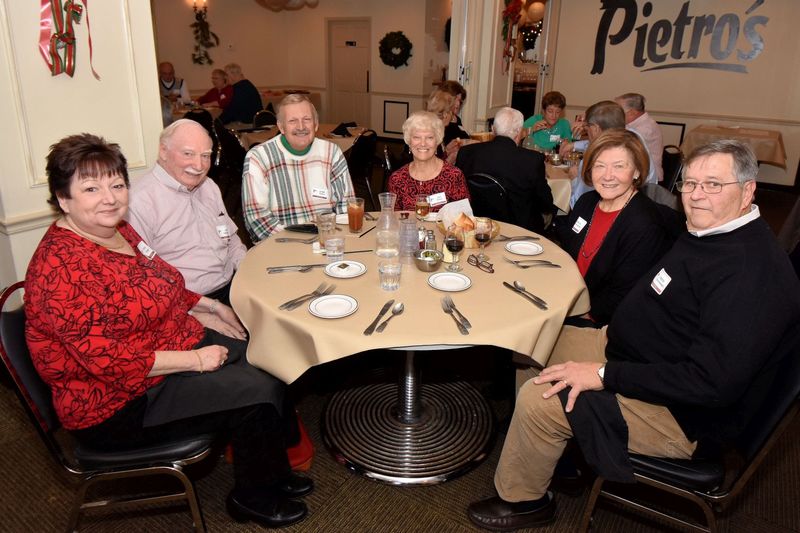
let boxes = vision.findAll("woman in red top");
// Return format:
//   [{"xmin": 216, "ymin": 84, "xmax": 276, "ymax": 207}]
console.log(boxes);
[
  {"xmin": 388, "ymin": 111, "xmax": 470, "ymax": 212},
  {"xmin": 558, "ymin": 130, "xmax": 675, "ymax": 326},
  {"xmin": 196, "ymin": 68, "xmax": 233, "ymax": 108},
  {"xmin": 24, "ymin": 134, "xmax": 309, "ymax": 528}
]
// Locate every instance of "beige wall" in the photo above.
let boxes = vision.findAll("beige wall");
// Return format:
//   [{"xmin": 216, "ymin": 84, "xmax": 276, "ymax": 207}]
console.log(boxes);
[
  {"xmin": 548, "ymin": 0, "xmax": 799, "ymax": 186},
  {"xmin": 152, "ymin": 0, "xmax": 449, "ymax": 136},
  {"xmin": 0, "ymin": 1, "xmax": 163, "ymax": 288}
]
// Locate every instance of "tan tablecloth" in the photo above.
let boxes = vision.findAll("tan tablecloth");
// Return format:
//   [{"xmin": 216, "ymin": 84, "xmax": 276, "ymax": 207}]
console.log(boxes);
[
  {"xmin": 681, "ymin": 125, "xmax": 787, "ymax": 168},
  {"xmin": 238, "ymin": 123, "xmax": 360, "ymax": 153},
  {"xmin": 231, "ymin": 219, "xmax": 590, "ymax": 383},
  {"xmin": 172, "ymin": 104, "xmax": 222, "ymax": 122},
  {"xmin": 546, "ymin": 163, "xmax": 572, "ymax": 214}
]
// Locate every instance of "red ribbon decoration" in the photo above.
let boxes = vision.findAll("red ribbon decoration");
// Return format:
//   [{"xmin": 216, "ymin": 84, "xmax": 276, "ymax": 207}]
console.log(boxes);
[{"xmin": 39, "ymin": 0, "xmax": 100, "ymax": 79}]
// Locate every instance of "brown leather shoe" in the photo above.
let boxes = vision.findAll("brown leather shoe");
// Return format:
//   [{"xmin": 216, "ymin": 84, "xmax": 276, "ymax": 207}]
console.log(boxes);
[{"xmin": 467, "ymin": 492, "xmax": 556, "ymax": 531}]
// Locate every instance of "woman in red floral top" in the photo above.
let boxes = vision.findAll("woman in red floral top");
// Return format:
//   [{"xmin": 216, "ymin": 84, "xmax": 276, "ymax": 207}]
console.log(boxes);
[
  {"xmin": 24, "ymin": 134, "xmax": 309, "ymax": 528},
  {"xmin": 388, "ymin": 111, "xmax": 470, "ymax": 212}
]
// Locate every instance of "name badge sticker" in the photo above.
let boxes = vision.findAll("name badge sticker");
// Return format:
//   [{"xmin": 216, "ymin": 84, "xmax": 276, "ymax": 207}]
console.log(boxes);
[
  {"xmin": 311, "ymin": 187, "xmax": 329, "ymax": 200},
  {"xmin": 216, "ymin": 224, "xmax": 231, "ymax": 239},
  {"xmin": 651, "ymin": 268, "xmax": 672, "ymax": 295},
  {"xmin": 428, "ymin": 192, "xmax": 447, "ymax": 206},
  {"xmin": 572, "ymin": 217, "xmax": 587, "ymax": 233},
  {"xmin": 549, "ymin": 134, "xmax": 561, "ymax": 143},
  {"xmin": 137, "ymin": 241, "xmax": 157, "ymax": 260}
]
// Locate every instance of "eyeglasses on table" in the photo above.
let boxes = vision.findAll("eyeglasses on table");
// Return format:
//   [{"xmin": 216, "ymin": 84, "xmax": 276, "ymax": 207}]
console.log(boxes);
[{"xmin": 467, "ymin": 254, "xmax": 494, "ymax": 273}]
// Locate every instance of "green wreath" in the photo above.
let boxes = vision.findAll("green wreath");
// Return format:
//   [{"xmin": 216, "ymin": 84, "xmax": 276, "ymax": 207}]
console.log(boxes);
[{"xmin": 379, "ymin": 31, "xmax": 413, "ymax": 69}]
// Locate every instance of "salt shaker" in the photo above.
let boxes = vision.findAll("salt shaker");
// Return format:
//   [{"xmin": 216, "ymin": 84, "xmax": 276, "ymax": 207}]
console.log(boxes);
[{"xmin": 424, "ymin": 230, "xmax": 437, "ymax": 250}]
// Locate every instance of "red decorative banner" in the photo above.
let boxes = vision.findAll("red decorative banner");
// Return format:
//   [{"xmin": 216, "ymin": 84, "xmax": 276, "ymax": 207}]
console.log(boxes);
[{"xmin": 39, "ymin": 0, "xmax": 100, "ymax": 79}]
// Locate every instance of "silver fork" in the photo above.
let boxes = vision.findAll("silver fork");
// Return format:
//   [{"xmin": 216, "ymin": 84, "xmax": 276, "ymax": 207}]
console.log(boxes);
[
  {"xmin": 279, "ymin": 282, "xmax": 327, "ymax": 310},
  {"xmin": 497, "ymin": 234, "xmax": 540, "ymax": 242},
  {"xmin": 284, "ymin": 284, "xmax": 336, "ymax": 311},
  {"xmin": 275, "ymin": 235, "xmax": 319, "ymax": 244},
  {"xmin": 441, "ymin": 298, "xmax": 469, "ymax": 335},
  {"xmin": 503, "ymin": 257, "xmax": 560, "ymax": 269},
  {"xmin": 443, "ymin": 295, "xmax": 472, "ymax": 329}
]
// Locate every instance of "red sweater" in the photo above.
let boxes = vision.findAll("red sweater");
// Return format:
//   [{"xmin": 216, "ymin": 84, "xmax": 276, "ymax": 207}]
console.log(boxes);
[
  {"xmin": 387, "ymin": 161, "xmax": 470, "ymax": 212},
  {"xmin": 24, "ymin": 222, "xmax": 204, "ymax": 430}
]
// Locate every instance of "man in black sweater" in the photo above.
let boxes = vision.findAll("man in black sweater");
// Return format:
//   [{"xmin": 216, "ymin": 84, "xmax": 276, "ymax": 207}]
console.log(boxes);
[
  {"xmin": 468, "ymin": 140, "xmax": 800, "ymax": 531},
  {"xmin": 455, "ymin": 107, "xmax": 553, "ymax": 233},
  {"xmin": 220, "ymin": 63, "xmax": 262, "ymax": 126}
]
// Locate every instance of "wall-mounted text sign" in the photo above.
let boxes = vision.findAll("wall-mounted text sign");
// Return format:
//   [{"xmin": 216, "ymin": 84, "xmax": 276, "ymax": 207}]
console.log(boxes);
[{"xmin": 592, "ymin": 0, "xmax": 767, "ymax": 74}]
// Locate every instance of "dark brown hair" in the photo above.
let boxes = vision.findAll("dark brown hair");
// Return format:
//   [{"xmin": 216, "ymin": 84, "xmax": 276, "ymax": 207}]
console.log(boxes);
[
  {"xmin": 541, "ymin": 91, "xmax": 566, "ymax": 110},
  {"xmin": 46, "ymin": 133, "xmax": 129, "ymax": 213},
  {"xmin": 581, "ymin": 129, "xmax": 649, "ymax": 187}
]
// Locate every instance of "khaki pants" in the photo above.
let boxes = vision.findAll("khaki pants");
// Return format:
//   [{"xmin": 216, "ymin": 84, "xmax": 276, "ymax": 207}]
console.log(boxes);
[{"xmin": 495, "ymin": 326, "xmax": 697, "ymax": 502}]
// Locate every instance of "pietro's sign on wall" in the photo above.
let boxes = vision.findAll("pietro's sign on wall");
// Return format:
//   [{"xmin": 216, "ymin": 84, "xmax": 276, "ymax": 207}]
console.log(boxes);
[{"xmin": 591, "ymin": 0, "xmax": 768, "ymax": 74}]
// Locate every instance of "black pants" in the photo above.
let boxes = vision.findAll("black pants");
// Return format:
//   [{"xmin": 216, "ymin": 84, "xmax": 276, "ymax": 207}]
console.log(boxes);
[
  {"xmin": 72, "ymin": 331, "xmax": 295, "ymax": 491},
  {"xmin": 205, "ymin": 280, "xmax": 232, "ymax": 306}
]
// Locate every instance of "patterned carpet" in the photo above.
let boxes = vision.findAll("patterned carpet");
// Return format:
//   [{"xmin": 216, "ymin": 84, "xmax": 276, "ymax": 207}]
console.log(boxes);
[{"xmin": 1, "ymin": 346, "xmax": 799, "ymax": 533}]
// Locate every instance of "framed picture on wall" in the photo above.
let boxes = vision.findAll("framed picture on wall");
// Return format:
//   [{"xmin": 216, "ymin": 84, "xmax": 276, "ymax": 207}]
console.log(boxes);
[{"xmin": 383, "ymin": 101, "xmax": 409, "ymax": 134}]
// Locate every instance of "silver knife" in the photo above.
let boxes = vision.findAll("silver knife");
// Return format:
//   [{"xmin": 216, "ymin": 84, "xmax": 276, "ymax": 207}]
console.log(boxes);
[
  {"xmin": 503, "ymin": 282, "xmax": 548, "ymax": 310},
  {"xmin": 267, "ymin": 263, "xmax": 327, "ymax": 271},
  {"xmin": 363, "ymin": 299, "xmax": 395, "ymax": 336}
]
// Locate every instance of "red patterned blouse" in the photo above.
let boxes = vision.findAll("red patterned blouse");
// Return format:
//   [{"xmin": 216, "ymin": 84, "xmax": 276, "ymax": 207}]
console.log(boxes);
[
  {"xmin": 387, "ymin": 161, "xmax": 470, "ymax": 211},
  {"xmin": 24, "ymin": 222, "xmax": 205, "ymax": 430}
]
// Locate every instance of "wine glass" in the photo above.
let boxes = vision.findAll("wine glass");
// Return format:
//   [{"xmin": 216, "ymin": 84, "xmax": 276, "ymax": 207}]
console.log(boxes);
[
  {"xmin": 445, "ymin": 225, "xmax": 466, "ymax": 272},
  {"xmin": 474, "ymin": 217, "xmax": 492, "ymax": 261}
]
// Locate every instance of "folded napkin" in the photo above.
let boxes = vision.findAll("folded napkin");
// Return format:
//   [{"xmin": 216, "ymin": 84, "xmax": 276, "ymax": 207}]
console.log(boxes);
[
  {"xmin": 330, "ymin": 122, "xmax": 357, "ymax": 137},
  {"xmin": 438, "ymin": 199, "xmax": 474, "ymax": 228}
]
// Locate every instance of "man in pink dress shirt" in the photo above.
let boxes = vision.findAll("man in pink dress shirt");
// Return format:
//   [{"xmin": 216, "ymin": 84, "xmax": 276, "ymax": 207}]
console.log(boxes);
[
  {"xmin": 615, "ymin": 93, "xmax": 664, "ymax": 183},
  {"xmin": 127, "ymin": 119, "xmax": 246, "ymax": 305}
]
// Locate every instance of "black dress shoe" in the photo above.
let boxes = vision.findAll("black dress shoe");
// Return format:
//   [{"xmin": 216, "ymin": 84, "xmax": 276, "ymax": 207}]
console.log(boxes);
[
  {"xmin": 467, "ymin": 492, "xmax": 556, "ymax": 531},
  {"xmin": 277, "ymin": 473, "xmax": 314, "ymax": 498},
  {"xmin": 226, "ymin": 489, "xmax": 307, "ymax": 528}
]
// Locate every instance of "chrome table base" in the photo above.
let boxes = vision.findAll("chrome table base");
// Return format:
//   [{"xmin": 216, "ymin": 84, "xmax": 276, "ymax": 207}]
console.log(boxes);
[{"xmin": 322, "ymin": 351, "xmax": 494, "ymax": 485}]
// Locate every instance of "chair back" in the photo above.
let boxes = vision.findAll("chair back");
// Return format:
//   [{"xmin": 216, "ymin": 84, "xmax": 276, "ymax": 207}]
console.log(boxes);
[
  {"xmin": 346, "ymin": 130, "xmax": 378, "ymax": 209},
  {"xmin": 662, "ymin": 145, "xmax": 684, "ymax": 192},
  {"xmin": 253, "ymin": 110, "xmax": 277, "ymax": 128},
  {"xmin": 183, "ymin": 108, "xmax": 215, "ymax": 135},
  {"xmin": 211, "ymin": 120, "xmax": 250, "ymax": 247},
  {"xmin": 0, "ymin": 282, "xmax": 66, "ymax": 458},
  {"xmin": 466, "ymin": 173, "xmax": 517, "ymax": 225}
]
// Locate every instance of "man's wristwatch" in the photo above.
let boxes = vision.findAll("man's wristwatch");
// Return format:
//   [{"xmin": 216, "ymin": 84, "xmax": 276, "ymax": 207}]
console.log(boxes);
[{"xmin": 597, "ymin": 364, "xmax": 606, "ymax": 385}]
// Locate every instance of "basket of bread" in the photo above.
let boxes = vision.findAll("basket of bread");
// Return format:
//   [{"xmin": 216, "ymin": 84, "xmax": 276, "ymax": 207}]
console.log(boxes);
[{"xmin": 435, "ymin": 200, "xmax": 500, "ymax": 248}]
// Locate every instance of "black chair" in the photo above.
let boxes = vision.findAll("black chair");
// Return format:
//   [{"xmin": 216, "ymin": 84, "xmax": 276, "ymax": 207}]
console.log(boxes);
[
  {"xmin": 465, "ymin": 173, "xmax": 517, "ymax": 225},
  {"xmin": 183, "ymin": 108, "xmax": 215, "ymax": 134},
  {"xmin": 662, "ymin": 144, "xmax": 684, "ymax": 192},
  {"xmin": 211, "ymin": 119, "xmax": 252, "ymax": 247},
  {"xmin": 0, "ymin": 282, "xmax": 215, "ymax": 532},
  {"xmin": 253, "ymin": 109, "xmax": 277, "ymax": 128},
  {"xmin": 346, "ymin": 130, "xmax": 378, "ymax": 210},
  {"xmin": 579, "ymin": 325, "xmax": 800, "ymax": 533}
]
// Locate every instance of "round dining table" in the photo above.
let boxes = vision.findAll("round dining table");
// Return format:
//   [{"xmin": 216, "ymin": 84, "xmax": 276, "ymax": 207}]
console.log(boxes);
[{"xmin": 230, "ymin": 216, "xmax": 589, "ymax": 484}]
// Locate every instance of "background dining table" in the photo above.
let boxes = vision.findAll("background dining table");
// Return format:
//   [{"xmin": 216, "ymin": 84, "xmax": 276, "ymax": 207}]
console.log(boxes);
[
  {"xmin": 681, "ymin": 124, "xmax": 787, "ymax": 168},
  {"xmin": 546, "ymin": 162, "xmax": 573, "ymax": 213},
  {"xmin": 230, "ymin": 216, "xmax": 589, "ymax": 484},
  {"xmin": 237, "ymin": 123, "xmax": 363, "ymax": 152}
]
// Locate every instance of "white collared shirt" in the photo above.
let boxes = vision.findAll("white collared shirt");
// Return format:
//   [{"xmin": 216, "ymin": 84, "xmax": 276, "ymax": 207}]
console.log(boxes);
[{"xmin": 689, "ymin": 204, "xmax": 761, "ymax": 237}]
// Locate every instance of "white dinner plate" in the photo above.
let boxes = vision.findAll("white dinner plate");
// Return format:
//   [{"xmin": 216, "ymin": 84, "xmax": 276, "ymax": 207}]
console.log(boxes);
[
  {"xmin": 427, "ymin": 272, "xmax": 472, "ymax": 292},
  {"xmin": 505, "ymin": 241, "xmax": 544, "ymax": 256},
  {"xmin": 335, "ymin": 213, "xmax": 349, "ymax": 225},
  {"xmin": 308, "ymin": 294, "xmax": 358, "ymax": 319},
  {"xmin": 324, "ymin": 261, "xmax": 367, "ymax": 279}
]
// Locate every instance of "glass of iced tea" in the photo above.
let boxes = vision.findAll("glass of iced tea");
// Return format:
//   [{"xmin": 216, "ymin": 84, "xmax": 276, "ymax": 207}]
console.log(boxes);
[
  {"xmin": 347, "ymin": 197, "xmax": 365, "ymax": 233},
  {"xmin": 415, "ymin": 194, "xmax": 430, "ymax": 220}
]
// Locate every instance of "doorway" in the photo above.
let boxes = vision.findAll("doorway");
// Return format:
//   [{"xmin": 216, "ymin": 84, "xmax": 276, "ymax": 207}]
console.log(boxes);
[{"xmin": 327, "ymin": 19, "xmax": 371, "ymax": 127}]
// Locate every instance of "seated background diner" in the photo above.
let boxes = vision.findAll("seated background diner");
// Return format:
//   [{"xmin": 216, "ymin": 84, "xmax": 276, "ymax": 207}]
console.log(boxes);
[
  {"xmin": 388, "ymin": 110, "xmax": 470, "ymax": 212},
  {"xmin": 523, "ymin": 91, "xmax": 573, "ymax": 152},
  {"xmin": 556, "ymin": 129, "xmax": 675, "ymax": 327},
  {"xmin": 219, "ymin": 63, "xmax": 262, "ymax": 126},
  {"xmin": 197, "ymin": 68, "xmax": 233, "ymax": 109},
  {"xmin": 24, "ymin": 133, "xmax": 311, "ymax": 528},
  {"xmin": 427, "ymin": 90, "xmax": 470, "ymax": 163},
  {"xmin": 437, "ymin": 79, "xmax": 467, "ymax": 127}
]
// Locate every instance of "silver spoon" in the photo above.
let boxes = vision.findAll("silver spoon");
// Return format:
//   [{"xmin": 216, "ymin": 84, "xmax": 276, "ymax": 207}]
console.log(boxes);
[
  {"xmin": 376, "ymin": 302, "xmax": 404, "ymax": 333},
  {"xmin": 513, "ymin": 281, "xmax": 549, "ymax": 308}
]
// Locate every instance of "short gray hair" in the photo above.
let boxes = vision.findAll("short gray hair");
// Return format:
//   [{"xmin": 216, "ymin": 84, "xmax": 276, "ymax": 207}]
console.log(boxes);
[
  {"xmin": 616, "ymin": 93, "xmax": 646, "ymax": 112},
  {"xmin": 277, "ymin": 93, "xmax": 319, "ymax": 125},
  {"xmin": 159, "ymin": 118, "xmax": 211, "ymax": 147},
  {"xmin": 402, "ymin": 111, "xmax": 444, "ymax": 145},
  {"xmin": 683, "ymin": 139, "xmax": 759, "ymax": 185},
  {"xmin": 224, "ymin": 63, "xmax": 242, "ymax": 77},
  {"xmin": 492, "ymin": 107, "xmax": 524, "ymax": 139}
]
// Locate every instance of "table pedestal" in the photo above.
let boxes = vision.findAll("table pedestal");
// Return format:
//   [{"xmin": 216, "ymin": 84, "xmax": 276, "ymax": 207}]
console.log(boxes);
[{"xmin": 322, "ymin": 350, "xmax": 495, "ymax": 485}]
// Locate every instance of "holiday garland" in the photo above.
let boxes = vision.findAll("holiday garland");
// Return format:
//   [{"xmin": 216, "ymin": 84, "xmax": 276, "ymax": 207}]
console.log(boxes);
[
  {"xmin": 379, "ymin": 31, "xmax": 413, "ymax": 69},
  {"xmin": 38, "ymin": 0, "xmax": 100, "ymax": 79}
]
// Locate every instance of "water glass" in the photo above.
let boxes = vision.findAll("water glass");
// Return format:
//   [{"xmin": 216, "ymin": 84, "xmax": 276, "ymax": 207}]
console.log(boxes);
[
  {"xmin": 398, "ymin": 217, "xmax": 419, "ymax": 262},
  {"xmin": 325, "ymin": 237, "xmax": 345, "ymax": 262},
  {"xmin": 378, "ymin": 261, "xmax": 401, "ymax": 291},
  {"xmin": 315, "ymin": 211, "xmax": 336, "ymax": 246}
]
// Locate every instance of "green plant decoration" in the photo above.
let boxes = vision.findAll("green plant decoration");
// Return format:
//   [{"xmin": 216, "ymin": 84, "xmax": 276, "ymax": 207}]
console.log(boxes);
[{"xmin": 191, "ymin": 6, "xmax": 219, "ymax": 65}]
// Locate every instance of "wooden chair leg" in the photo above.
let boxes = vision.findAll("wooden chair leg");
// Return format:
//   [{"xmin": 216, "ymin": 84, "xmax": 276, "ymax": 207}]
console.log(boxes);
[{"xmin": 579, "ymin": 476, "xmax": 605, "ymax": 532}]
